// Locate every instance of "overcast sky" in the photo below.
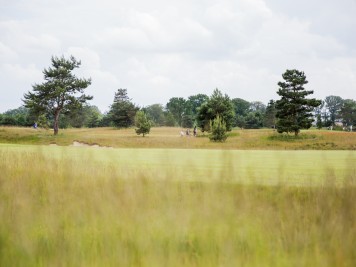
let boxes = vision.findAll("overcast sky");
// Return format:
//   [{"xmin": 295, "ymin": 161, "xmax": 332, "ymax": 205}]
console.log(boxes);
[{"xmin": 1, "ymin": 0, "xmax": 356, "ymax": 113}]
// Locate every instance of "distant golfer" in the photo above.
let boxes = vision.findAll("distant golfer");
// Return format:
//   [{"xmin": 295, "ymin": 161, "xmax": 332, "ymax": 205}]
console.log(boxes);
[{"xmin": 193, "ymin": 126, "xmax": 197, "ymax": 137}]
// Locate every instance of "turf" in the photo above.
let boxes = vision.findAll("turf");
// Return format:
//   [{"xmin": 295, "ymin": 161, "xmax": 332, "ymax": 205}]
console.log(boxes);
[{"xmin": 1, "ymin": 144, "xmax": 355, "ymax": 186}]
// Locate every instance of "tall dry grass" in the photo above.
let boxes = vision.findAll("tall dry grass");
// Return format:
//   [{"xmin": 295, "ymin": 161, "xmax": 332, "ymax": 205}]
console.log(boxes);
[{"xmin": 1, "ymin": 147, "xmax": 356, "ymax": 266}]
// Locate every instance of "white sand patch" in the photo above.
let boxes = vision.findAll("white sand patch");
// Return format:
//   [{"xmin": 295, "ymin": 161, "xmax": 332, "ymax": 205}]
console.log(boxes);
[{"xmin": 71, "ymin": 141, "xmax": 113, "ymax": 149}]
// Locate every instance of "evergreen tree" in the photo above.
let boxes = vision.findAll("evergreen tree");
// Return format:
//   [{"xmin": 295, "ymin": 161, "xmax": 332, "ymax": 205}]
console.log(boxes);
[
  {"xmin": 109, "ymin": 89, "xmax": 138, "ymax": 128},
  {"xmin": 209, "ymin": 115, "xmax": 227, "ymax": 142},
  {"xmin": 264, "ymin": 100, "xmax": 277, "ymax": 128},
  {"xmin": 23, "ymin": 55, "xmax": 92, "ymax": 135},
  {"xmin": 275, "ymin": 69, "xmax": 321, "ymax": 136},
  {"xmin": 135, "ymin": 111, "xmax": 151, "ymax": 137},
  {"xmin": 245, "ymin": 111, "xmax": 263, "ymax": 129},
  {"xmin": 197, "ymin": 88, "xmax": 235, "ymax": 132}
]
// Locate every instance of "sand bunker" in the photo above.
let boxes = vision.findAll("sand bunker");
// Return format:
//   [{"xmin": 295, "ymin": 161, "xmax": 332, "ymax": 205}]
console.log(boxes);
[{"xmin": 71, "ymin": 141, "xmax": 113, "ymax": 149}]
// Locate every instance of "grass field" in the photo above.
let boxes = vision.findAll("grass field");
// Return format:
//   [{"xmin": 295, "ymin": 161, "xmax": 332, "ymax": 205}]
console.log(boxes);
[
  {"xmin": 1, "ymin": 126, "xmax": 356, "ymax": 150},
  {"xmin": 1, "ymin": 127, "xmax": 356, "ymax": 266}
]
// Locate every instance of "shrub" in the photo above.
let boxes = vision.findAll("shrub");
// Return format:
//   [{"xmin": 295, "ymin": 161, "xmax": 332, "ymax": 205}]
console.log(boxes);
[
  {"xmin": 209, "ymin": 115, "xmax": 227, "ymax": 142},
  {"xmin": 135, "ymin": 111, "xmax": 151, "ymax": 137}
]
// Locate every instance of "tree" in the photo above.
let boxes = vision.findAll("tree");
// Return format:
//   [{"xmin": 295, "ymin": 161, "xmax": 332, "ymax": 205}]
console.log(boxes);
[
  {"xmin": 181, "ymin": 111, "xmax": 194, "ymax": 128},
  {"xmin": 166, "ymin": 97, "xmax": 186, "ymax": 126},
  {"xmin": 164, "ymin": 112, "xmax": 176, "ymax": 126},
  {"xmin": 316, "ymin": 114, "xmax": 323, "ymax": 129},
  {"xmin": 340, "ymin": 99, "xmax": 356, "ymax": 129},
  {"xmin": 324, "ymin": 95, "xmax": 343, "ymax": 126},
  {"xmin": 232, "ymin": 98, "xmax": 250, "ymax": 128},
  {"xmin": 264, "ymin": 100, "xmax": 277, "ymax": 128},
  {"xmin": 109, "ymin": 89, "xmax": 138, "ymax": 128},
  {"xmin": 135, "ymin": 111, "xmax": 151, "ymax": 137},
  {"xmin": 232, "ymin": 98, "xmax": 250, "ymax": 116},
  {"xmin": 275, "ymin": 69, "xmax": 321, "ymax": 136},
  {"xmin": 1, "ymin": 107, "xmax": 33, "ymax": 126},
  {"xmin": 84, "ymin": 106, "xmax": 102, "ymax": 128},
  {"xmin": 209, "ymin": 115, "xmax": 228, "ymax": 142},
  {"xmin": 249, "ymin": 101, "xmax": 266, "ymax": 113},
  {"xmin": 23, "ymin": 55, "xmax": 92, "ymax": 135},
  {"xmin": 37, "ymin": 114, "xmax": 50, "ymax": 129},
  {"xmin": 187, "ymin": 94, "xmax": 209, "ymax": 116},
  {"xmin": 197, "ymin": 89, "xmax": 235, "ymax": 132},
  {"xmin": 143, "ymin": 104, "xmax": 165, "ymax": 126},
  {"xmin": 245, "ymin": 111, "xmax": 263, "ymax": 129},
  {"xmin": 61, "ymin": 104, "xmax": 101, "ymax": 128}
]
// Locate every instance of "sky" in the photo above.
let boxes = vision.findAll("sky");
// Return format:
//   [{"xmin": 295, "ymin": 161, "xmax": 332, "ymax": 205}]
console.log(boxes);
[{"xmin": 1, "ymin": 0, "xmax": 356, "ymax": 113}]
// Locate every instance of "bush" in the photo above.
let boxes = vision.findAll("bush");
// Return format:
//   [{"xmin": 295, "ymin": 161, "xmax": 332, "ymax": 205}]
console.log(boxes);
[
  {"xmin": 135, "ymin": 111, "xmax": 152, "ymax": 137},
  {"xmin": 209, "ymin": 115, "xmax": 228, "ymax": 142}
]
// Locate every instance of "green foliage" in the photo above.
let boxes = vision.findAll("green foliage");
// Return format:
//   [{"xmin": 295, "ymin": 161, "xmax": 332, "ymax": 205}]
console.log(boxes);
[
  {"xmin": 264, "ymin": 100, "xmax": 277, "ymax": 128},
  {"xmin": 340, "ymin": 99, "xmax": 356, "ymax": 128},
  {"xmin": 316, "ymin": 114, "xmax": 323, "ymax": 129},
  {"xmin": 325, "ymin": 95, "xmax": 343, "ymax": 125},
  {"xmin": 0, "ymin": 107, "xmax": 33, "ymax": 126},
  {"xmin": 135, "ymin": 111, "xmax": 152, "ymax": 137},
  {"xmin": 232, "ymin": 98, "xmax": 250, "ymax": 117},
  {"xmin": 245, "ymin": 112, "xmax": 263, "ymax": 129},
  {"xmin": 67, "ymin": 105, "xmax": 102, "ymax": 128},
  {"xmin": 275, "ymin": 69, "xmax": 321, "ymax": 136},
  {"xmin": 37, "ymin": 114, "xmax": 50, "ymax": 129},
  {"xmin": 197, "ymin": 89, "xmax": 235, "ymax": 132},
  {"xmin": 181, "ymin": 112, "xmax": 194, "ymax": 128},
  {"xmin": 23, "ymin": 55, "xmax": 92, "ymax": 135},
  {"xmin": 209, "ymin": 115, "xmax": 227, "ymax": 142},
  {"xmin": 109, "ymin": 89, "xmax": 138, "ymax": 128},
  {"xmin": 143, "ymin": 104, "xmax": 165, "ymax": 126},
  {"xmin": 186, "ymin": 94, "xmax": 209, "ymax": 117},
  {"xmin": 164, "ymin": 112, "xmax": 176, "ymax": 127},
  {"xmin": 166, "ymin": 97, "xmax": 186, "ymax": 126},
  {"xmin": 234, "ymin": 115, "xmax": 246, "ymax": 129},
  {"xmin": 84, "ymin": 106, "xmax": 102, "ymax": 128},
  {"xmin": 249, "ymin": 101, "xmax": 266, "ymax": 113}
]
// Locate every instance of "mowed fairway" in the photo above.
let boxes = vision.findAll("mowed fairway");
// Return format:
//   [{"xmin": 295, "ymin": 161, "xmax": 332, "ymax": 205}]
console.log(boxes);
[
  {"xmin": 1, "ymin": 128, "xmax": 356, "ymax": 266},
  {"xmin": 1, "ymin": 144, "xmax": 356, "ymax": 186}
]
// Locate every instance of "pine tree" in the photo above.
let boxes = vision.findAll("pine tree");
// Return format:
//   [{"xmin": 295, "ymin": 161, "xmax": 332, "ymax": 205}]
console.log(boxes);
[
  {"xmin": 264, "ymin": 100, "xmax": 277, "ymax": 128},
  {"xmin": 135, "ymin": 111, "xmax": 151, "ymax": 137},
  {"xmin": 197, "ymin": 89, "xmax": 235, "ymax": 132},
  {"xmin": 209, "ymin": 115, "xmax": 227, "ymax": 142},
  {"xmin": 275, "ymin": 69, "xmax": 321, "ymax": 136},
  {"xmin": 23, "ymin": 55, "xmax": 92, "ymax": 135},
  {"xmin": 109, "ymin": 89, "xmax": 138, "ymax": 128}
]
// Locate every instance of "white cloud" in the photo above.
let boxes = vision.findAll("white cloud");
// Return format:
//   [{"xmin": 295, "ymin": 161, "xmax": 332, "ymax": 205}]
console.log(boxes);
[
  {"xmin": 0, "ymin": 42, "xmax": 18, "ymax": 60},
  {"xmin": 0, "ymin": 0, "xmax": 356, "ymax": 112}
]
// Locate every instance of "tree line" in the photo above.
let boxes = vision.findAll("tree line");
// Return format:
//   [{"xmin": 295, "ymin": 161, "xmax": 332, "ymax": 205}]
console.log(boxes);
[{"xmin": 1, "ymin": 55, "xmax": 355, "ymax": 136}]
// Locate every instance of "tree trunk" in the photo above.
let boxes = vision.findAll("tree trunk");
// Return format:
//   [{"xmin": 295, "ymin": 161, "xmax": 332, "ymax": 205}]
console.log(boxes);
[{"xmin": 53, "ymin": 110, "xmax": 60, "ymax": 135}]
